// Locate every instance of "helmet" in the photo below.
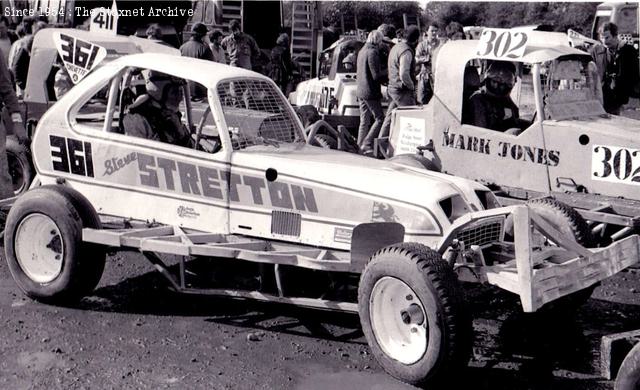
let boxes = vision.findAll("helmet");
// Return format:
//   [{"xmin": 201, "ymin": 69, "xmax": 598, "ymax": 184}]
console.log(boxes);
[{"xmin": 484, "ymin": 61, "xmax": 516, "ymax": 85}]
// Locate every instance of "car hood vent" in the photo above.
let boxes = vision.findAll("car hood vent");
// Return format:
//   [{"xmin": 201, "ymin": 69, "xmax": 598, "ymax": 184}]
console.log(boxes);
[{"xmin": 271, "ymin": 210, "xmax": 301, "ymax": 237}]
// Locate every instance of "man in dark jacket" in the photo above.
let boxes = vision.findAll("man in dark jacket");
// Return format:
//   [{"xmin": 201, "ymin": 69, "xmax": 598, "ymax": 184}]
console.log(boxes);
[
  {"xmin": 379, "ymin": 25, "xmax": 420, "ymax": 140},
  {"xmin": 180, "ymin": 23, "xmax": 213, "ymax": 100},
  {"xmin": 269, "ymin": 33, "xmax": 292, "ymax": 94},
  {"xmin": 356, "ymin": 30, "xmax": 387, "ymax": 154},
  {"xmin": 590, "ymin": 22, "xmax": 639, "ymax": 115},
  {"xmin": 0, "ymin": 48, "xmax": 26, "ymax": 200},
  {"xmin": 221, "ymin": 19, "xmax": 260, "ymax": 70}
]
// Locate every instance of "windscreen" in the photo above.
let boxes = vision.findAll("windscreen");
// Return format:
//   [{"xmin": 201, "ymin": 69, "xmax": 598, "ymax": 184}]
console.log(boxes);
[{"xmin": 543, "ymin": 58, "xmax": 605, "ymax": 120}]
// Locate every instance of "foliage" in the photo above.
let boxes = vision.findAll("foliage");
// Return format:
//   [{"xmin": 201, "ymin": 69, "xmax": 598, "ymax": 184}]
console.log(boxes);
[
  {"xmin": 319, "ymin": 1, "xmax": 422, "ymax": 32},
  {"xmin": 425, "ymin": 2, "xmax": 600, "ymax": 36}
]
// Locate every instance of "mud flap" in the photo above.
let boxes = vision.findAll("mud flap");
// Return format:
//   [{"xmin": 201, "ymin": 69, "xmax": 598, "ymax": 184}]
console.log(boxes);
[{"xmin": 350, "ymin": 222, "xmax": 404, "ymax": 272}]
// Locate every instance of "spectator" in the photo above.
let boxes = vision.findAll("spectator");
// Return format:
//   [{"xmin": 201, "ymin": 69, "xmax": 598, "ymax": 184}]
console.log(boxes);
[
  {"xmin": 0, "ymin": 47, "xmax": 26, "ymax": 200},
  {"xmin": 415, "ymin": 23, "xmax": 441, "ymax": 104},
  {"xmin": 589, "ymin": 22, "xmax": 639, "ymax": 115},
  {"xmin": 376, "ymin": 23, "xmax": 396, "ymax": 73},
  {"xmin": 180, "ymin": 23, "xmax": 214, "ymax": 61},
  {"xmin": 53, "ymin": 56, "xmax": 72, "ymax": 99},
  {"xmin": 446, "ymin": 21, "xmax": 465, "ymax": 41},
  {"xmin": 209, "ymin": 29, "xmax": 226, "ymax": 64},
  {"xmin": 221, "ymin": 19, "xmax": 260, "ymax": 70},
  {"xmin": 10, "ymin": 17, "xmax": 38, "ymax": 95},
  {"xmin": 146, "ymin": 23, "xmax": 163, "ymax": 42},
  {"xmin": 379, "ymin": 25, "xmax": 421, "ymax": 140},
  {"xmin": 7, "ymin": 24, "xmax": 24, "ymax": 67},
  {"xmin": 180, "ymin": 23, "xmax": 213, "ymax": 100},
  {"xmin": 463, "ymin": 61, "xmax": 528, "ymax": 134},
  {"xmin": 0, "ymin": 17, "xmax": 16, "ymax": 65},
  {"xmin": 268, "ymin": 33, "xmax": 292, "ymax": 94},
  {"xmin": 322, "ymin": 23, "xmax": 340, "ymax": 50},
  {"xmin": 356, "ymin": 30, "xmax": 387, "ymax": 155}
]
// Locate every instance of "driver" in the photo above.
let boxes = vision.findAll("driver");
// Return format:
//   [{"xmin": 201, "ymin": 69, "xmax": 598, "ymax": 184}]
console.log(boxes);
[
  {"xmin": 463, "ymin": 61, "xmax": 528, "ymax": 134},
  {"xmin": 123, "ymin": 70, "xmax": 192, "ymax": 147}
]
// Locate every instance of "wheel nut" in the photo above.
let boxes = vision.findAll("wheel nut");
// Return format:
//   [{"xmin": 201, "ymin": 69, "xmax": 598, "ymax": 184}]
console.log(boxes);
[
  {"xmin": 50, "ymin": 230, "xmax": 56, "ymax": 235},
  {"xmin": 405, "ymin": 294, "xmax": 413, "ymax": 301},
  {"xmin": 400, "ymin": 310, "xmax": 411, "ymax": 325}
]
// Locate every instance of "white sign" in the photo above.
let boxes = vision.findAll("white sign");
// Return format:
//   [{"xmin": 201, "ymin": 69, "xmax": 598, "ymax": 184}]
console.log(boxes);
[
  {"xmin": 90, "ymin": 0, "xmax": 118, "ymax": 35},
  {"xmin": 395, "ymin": 117, "xmax": 426, "ymax": 155},
  {"xmin": 476, "ymin": 28, "xmax": 528, "ymax": 60},
  {"xmin": 592, "ymin": 144, "xmax": 640, "ymax": 186},
  {"xmin": 53, "ymin": 33, "xmax": 107, "ymax": 84}
]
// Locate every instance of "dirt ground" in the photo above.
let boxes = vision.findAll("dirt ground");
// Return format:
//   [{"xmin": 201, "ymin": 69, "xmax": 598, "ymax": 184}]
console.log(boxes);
[{"xmin": 1, "ymin": 246, "xmax": 640, "ymax": 390}]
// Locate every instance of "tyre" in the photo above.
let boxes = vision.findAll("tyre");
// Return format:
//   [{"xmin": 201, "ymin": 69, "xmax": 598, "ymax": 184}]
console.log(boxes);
[
  {"xmin": 358, "ymin": 242, "xmax": 471, "ymax": 387},
  {"xmin": 4, "ymin": 185, "xmax": 105, "ymax": 303},
  {"xmin": 312, "ymin": 133, "xmax": 337, "ymax": 149},
  {"xmin": 388, "ymin": 154, "xmax": 440, "ymax": 171},
  {"xmin": 6, "ymin": 137, "xmax": 33, "ymax": 196},
  {"xmin": 527, "ymin": 197, "xmax": 594, "ymax": 247},
  {"xmin": 615, "ymin": 342, "xmax": 640, "ymax": 390},
  {"xmin": 526, "ymin": 197, "xmax": 596, "ymax": 311}
]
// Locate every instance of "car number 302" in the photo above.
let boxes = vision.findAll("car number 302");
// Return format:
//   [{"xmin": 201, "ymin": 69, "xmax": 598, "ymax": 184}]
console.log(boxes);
[{"xmin": 592, "ymin": 145, "xmax": 640, "ymax": 184}]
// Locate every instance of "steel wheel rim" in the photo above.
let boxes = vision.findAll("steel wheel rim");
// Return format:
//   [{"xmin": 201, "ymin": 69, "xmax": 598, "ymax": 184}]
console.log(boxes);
[
  {"xmin": 370, "ymin": 276, "xmax": 428, "ymax": 364},
  {"xmin": 15, "ymin": 213, "xmax": 64, "ymax": 283}
]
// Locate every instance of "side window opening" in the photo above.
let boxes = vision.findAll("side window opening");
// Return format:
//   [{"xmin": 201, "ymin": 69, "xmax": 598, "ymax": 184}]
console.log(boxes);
[
  {"xmin": 461, "ymin": 59, "xmax": 532, "ymax": 135},
  {"xmin": 73, "ymin": 67, "xmax": 222, "ymax": 153}
]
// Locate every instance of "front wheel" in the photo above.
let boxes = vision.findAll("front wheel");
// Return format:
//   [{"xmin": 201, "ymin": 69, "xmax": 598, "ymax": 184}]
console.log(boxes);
[
  {"xmin": 4, "ymin": 186, "xmax": 105, "ymax": 303},
  {"xmin": 358, "ymin": 243, "xmax": 471, "ymax": 387}
]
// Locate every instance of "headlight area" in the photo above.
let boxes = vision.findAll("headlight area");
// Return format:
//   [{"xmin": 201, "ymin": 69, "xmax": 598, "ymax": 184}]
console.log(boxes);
[
  {"xmin": 439, "ymin": 195, "xmax": 472, "ymax": 223},
  {"xmin": 475, "ymin": 190, "xmax": 501, "ymax": 210}
]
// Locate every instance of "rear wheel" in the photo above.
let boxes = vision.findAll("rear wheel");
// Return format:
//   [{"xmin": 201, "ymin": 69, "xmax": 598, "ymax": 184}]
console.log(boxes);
[
  {"xmin": 4, "ymin": 186, "xmax": 105, "ymax": 303},
  {"xmin": 358, "ymin": 243, "xmax": 471, "ymax": 387},
  {"xmin": 6, "ymin": 137, "xmax": 33, "ymax": 196}
]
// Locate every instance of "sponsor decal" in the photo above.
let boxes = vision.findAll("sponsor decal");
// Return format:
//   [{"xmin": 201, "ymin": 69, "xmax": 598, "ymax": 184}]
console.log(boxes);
[
  {"xmin": 334, "ymin": 227, "xmax": 352, "ymax": 244},
  {"xmin": 49, "ymin": 135, "xmax": 94, "ymax": 177},
  {"xmin": 592, "ymin": 145, "xmax": 640, "ymax": 185},
  {"xmin": 442, "ymin": 130, "xmax": 560, "ymax": 167},
  {"xmin": 136, "ymin": 153, "xmax": 319, "ymax": 212},
  {"xmin": 372, "ymin": 202, "xmax": 399, "ymax": 223},
  {"xmin": 177, "ymin": 206, "xmax": 200, "ymax": 219},
  {"xmin": 103, "ymin": 152, "xmax": 137, "ymax": 176},
  {"xmin": 396, "ymin": 117, "xmax": 425, "ymax": 155},
  {"xmin": 53, "ymin": 33, "xmax": 107, "ymax": 84}
]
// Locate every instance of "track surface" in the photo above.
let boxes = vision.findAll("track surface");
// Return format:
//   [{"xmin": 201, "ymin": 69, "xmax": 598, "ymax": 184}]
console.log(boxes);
[{"xmin": 1, "ymin": 247, "xmax": 639, "ymax": 389}]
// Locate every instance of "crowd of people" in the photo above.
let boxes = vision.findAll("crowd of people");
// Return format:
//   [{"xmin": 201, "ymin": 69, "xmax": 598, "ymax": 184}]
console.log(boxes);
[{"xmin": 351, "ymin": 20, "xmax": 638, "ymax": 155}]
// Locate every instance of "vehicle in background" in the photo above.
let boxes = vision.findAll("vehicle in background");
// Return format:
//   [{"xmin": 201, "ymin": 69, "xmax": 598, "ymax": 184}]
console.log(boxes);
[
  {"xmin": 289, "ymin": 35, "xmax": 389, "ymax": 135},
  {"xmin": 346, "ymin": 29, "xmax": 640, "ymax": 247}
]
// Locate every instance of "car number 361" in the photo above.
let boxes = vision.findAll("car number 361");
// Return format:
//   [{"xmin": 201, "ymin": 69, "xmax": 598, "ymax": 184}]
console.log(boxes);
[{"xmin": 592, "ymin": 145, "xmax": 640, "ymax": 185}]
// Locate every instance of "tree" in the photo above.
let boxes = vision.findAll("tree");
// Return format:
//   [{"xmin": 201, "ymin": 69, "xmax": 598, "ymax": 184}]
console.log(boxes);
[{"xmin": 320, "ymin": 1, "xmax": 422, "ymax": 32}]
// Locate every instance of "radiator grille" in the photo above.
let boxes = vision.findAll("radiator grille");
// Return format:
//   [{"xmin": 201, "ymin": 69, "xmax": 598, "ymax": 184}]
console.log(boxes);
[
  {"xmin": 455, "ymin": 219, "xmax": 503, "ymax": 247},
  {"xmin": 271, "ymin": 210, "xmax": 301, "ymax": 237}
]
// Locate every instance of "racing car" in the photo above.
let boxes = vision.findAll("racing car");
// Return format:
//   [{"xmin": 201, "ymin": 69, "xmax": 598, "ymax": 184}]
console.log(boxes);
[
  {"xmin": 6, "ymin": 28, "xmax": 178, "ymax": 197},
  {"xmin": 4, "ymin": 53, "xmax": 638, "ymax": 388},
  {"xmin": 378, "ymin": 28, "xmax": 640, "ymax": 246},
  {"xmin": 289, "ymin": 35, "xmax": 388, "ymax": 132}
]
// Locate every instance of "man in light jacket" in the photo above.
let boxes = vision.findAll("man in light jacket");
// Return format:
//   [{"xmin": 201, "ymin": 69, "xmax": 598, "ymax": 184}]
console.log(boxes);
[{"xmin": 379, "ymin": 26, "xmax": 420, "ymax": 140}]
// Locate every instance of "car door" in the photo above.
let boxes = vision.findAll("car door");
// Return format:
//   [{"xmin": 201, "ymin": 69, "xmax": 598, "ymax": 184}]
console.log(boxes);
[{"xmin": 36, "ymin": 63, "xmax": 231, "ymax": 233}]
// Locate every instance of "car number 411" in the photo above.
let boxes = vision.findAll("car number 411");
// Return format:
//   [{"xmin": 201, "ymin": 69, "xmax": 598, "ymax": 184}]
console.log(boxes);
[{"xmin": 592, "ymin": 145, "xmax": 640, "ymax": 185}]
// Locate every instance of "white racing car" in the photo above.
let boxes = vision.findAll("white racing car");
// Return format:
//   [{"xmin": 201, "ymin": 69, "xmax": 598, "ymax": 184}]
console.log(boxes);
[{"xmin": 4, "ymin": 53, "xmax": 639, "ymax": 387}]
